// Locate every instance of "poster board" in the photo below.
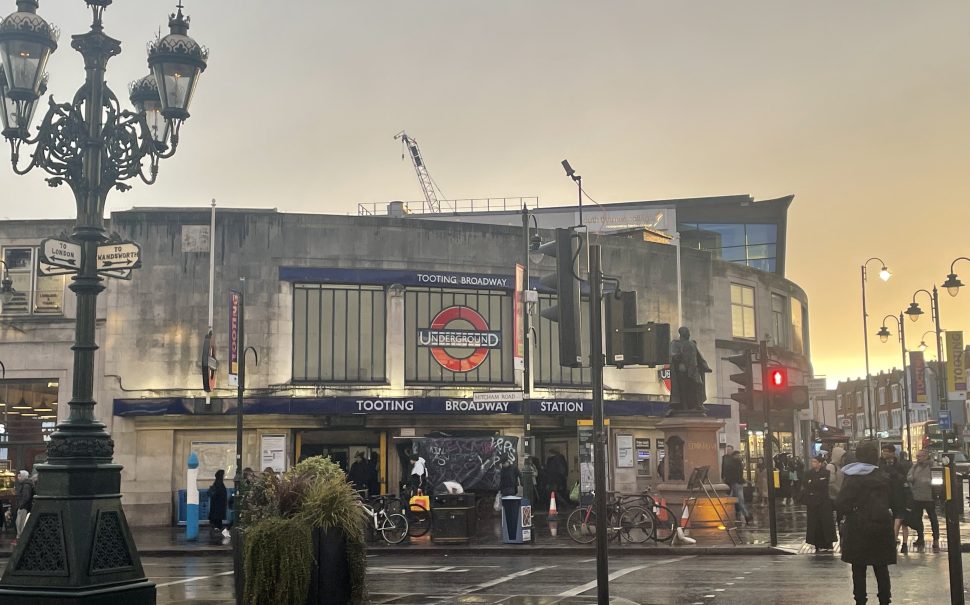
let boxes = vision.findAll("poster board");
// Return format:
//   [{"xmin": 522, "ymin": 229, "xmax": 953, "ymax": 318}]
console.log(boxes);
[
  {"xmin": 260, "ymin": 434, "xmax": 287, "ymax": 473},
  {"xmin": 616, "ymin": 434, "xmax": 634, "ymax": 468},
  {"xmin": 190, "ymin": 441, "xmax": 235, "ymax": 481}
]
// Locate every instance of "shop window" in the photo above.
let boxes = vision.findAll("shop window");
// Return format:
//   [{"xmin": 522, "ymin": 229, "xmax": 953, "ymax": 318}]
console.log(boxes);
[
  {"xmin": 292, "ymin": 284, "xmax": 386, "ymax": 382},
  {"xmin": 730, "ymin": 284, "xmax": 756, "ymax": 339},
  {"xmin": 405, "ymin": 287, "xmax": 513, "ymax": 384},
  {"xmin": 1, "ymin": 247, "xmax": 66, "ymax": 316}
]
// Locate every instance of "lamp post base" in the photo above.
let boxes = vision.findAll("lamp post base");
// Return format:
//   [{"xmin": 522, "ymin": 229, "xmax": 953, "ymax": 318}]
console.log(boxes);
[{"xmin": 0, "ymin": 461, "xmax": 155, "ymax": 605}]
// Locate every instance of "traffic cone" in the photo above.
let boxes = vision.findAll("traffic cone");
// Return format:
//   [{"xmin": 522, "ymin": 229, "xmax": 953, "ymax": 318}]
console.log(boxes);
[
  {"xmin": 657, "ymin": 498, "xmax": 668, "ymax": 522},
  {"xmin": 548, "ymin": 491, "xmax": 559, "ymax": 519},
  {"xmin": 679, "ymin": 500, "xmax": 691, "ymax": 529}
]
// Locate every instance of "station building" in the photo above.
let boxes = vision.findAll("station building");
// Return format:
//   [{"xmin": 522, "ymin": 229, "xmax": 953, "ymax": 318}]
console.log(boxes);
[{"xmin": 0, "ymin": 194, "xmax": 811, "ymax": 525}]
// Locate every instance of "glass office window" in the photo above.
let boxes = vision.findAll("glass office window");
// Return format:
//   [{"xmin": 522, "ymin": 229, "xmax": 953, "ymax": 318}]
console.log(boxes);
[{"xmin": 679, "ymin": 223, "xmax": 778, "ymax": 273}]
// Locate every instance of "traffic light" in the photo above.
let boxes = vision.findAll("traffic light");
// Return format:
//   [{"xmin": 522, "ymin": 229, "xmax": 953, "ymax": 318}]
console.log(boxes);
[
  {"xmin": 538, "ymin": 227, "xmax": 583, "ymax": 368},
  {"xmin": 768, "ymin": 368, "xmax": 787, "ymax": 389},
  {"xmin": 605, "ymin": 290, "xmax": 671, "ymax": 368},
  {"xmin": 726, "ymin": 350, "xmax": 758, "ymax": 410}
]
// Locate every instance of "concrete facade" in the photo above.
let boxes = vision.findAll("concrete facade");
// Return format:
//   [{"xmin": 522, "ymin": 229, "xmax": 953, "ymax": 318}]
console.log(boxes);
[{"xmin": 0, "ymin": 203, "xmax": 811, "ymax": 525}]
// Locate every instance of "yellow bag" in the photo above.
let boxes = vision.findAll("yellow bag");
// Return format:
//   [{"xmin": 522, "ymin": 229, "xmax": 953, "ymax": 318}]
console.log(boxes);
[{"xmin": 409, "ymin": 494, "xmax": 430, "ymax": 511}]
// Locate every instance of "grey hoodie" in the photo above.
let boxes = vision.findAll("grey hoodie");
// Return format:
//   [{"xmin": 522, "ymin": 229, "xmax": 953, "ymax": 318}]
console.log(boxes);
[{"xmin": 841, "ymin": 462, "xmax": 877, "ymax": 476}]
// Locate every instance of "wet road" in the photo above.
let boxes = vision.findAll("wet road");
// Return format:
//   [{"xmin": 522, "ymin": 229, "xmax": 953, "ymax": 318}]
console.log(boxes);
[{"xmin": 5, "ymin": 552, "xmax": 967, "ymax": 604}]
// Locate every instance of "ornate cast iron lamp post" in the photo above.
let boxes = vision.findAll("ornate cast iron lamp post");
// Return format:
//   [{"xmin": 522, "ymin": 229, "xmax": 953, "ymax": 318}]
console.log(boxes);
[{"xmin": 0, "ymin": 1, "xmax": 207, "ymax": 602}]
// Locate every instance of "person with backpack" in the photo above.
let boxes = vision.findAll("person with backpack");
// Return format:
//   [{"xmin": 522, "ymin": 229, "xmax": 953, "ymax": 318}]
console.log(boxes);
[{"xmin": 835, "ymin": 440, "xmax": 896, "ymax": 605}]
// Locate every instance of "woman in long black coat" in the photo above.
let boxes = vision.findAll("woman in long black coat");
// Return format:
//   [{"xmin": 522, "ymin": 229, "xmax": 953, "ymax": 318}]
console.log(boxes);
[
  {"xmin": 803, "ymin": 456, "xmax": 836, "ymax": 552},
  {"xmin": 835, "ymin": 441, "xmax": 896, "ymax": 605},
  {"xmin": 208, "ymin": 469, "xmax": 229, "ymax": 536}
]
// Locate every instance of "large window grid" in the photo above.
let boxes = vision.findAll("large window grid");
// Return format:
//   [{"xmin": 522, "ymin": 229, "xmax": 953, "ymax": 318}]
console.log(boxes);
[
  {"xmin": 405, "ymin": 288, "xmax": 513, "ymax": 385},
  {"xmin": 679, "ymin": 222, "xmax": 778, "ymax": 273},
  {"xmin": 534, "ymin": 293, "xmax": 591, "ymax": 387},
  {"xmin": 1, "ymin": 247, "xmax": 65, "ymax": 316},
  {"xmin": 292, "ymin": 284, "xmax": 386, "ymax": 382},
  {"xmin": 730, "ymin": 284, "xmax": 756, "ymax": 339}
]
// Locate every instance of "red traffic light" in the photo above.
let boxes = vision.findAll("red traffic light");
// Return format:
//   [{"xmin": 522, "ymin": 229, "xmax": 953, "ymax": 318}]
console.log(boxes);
[{"xmin": 768, "ymin": 368, "xmax": 787, "ymax": 389}]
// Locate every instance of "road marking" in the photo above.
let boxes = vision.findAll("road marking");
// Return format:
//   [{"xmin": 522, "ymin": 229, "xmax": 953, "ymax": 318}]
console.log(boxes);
[
  {"xmin": 155, "ymin": 570, "xmax": 233, "ymax": 588},
  {"xmin": 463, "ymin": 565, "xmax": 558, "ymax": 593},
  {"xmin": 558, "ymin": 555, "xmax": 694, "ymax": 597},
  {"xmin": 372, "ymin": 565, "xmax": 471, "ymax": 574}
]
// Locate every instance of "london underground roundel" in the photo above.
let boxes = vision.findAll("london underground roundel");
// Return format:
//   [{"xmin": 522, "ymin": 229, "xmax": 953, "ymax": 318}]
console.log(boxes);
[{"xmin": 418, "ymin": 306, "xmax": 502, "ymax": 373}]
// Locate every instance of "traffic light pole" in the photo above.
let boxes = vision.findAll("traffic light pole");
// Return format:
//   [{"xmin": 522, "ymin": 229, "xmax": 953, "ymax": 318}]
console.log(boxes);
[
  {"xmin": 589, "ymin": 244, "xmax": 609, "ymax": 604},
  {"xmin": 520, "ymin": 209, "xmax": 535, "ymax": 518},
  {"xmin": 759, "ymin": 340, "xmax": 778, "ymax": 547}
]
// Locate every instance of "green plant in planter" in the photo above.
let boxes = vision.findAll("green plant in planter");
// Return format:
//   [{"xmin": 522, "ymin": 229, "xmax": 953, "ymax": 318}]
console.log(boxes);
[{"xmin": 241, "ymin": 457, "xmax": 369, "ymax": 605}]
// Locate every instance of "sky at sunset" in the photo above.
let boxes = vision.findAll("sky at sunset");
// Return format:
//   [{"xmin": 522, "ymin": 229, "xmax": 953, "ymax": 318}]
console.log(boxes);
[{"xmin": 2, "ymin": 1, "xmax": 970, "ymax": 386}]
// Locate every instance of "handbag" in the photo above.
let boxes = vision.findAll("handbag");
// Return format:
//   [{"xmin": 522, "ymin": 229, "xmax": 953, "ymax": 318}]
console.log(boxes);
[{"xmin": 409, "ymin": 494, "xmax": 430, "ymax": 511}]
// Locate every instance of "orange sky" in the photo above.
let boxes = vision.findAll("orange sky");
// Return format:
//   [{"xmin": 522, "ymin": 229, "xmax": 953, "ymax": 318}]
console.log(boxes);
[{"xmin": 2, "ymin": 1, "xmax": 970, "ymax": 386}]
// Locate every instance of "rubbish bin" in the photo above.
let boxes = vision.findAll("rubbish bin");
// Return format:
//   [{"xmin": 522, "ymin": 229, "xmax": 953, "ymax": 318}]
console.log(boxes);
[
  {"xmin": 432, "ymin": 493, "xmax": 476, "ymax": 543},
  {"xmin": 500, "ymin": 496, "xmax": 533, "ymax": 544}
]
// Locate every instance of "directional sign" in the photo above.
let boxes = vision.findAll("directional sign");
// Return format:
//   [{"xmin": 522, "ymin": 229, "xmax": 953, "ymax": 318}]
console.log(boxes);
[
  {"xmin": 939, "ymin": 409, "xmax": 953, "ymax": 431},
  {"xmin": 40, "ymin": 238, "xmax": 81, "ymax": 271},
  {"xmin": 99, "ymin": 268, "xmax": 132, "ymax": 280},
  {"xmin": 38, "ymin": 261, "xmax": 76, "ymax": 277},
  {"xmin": 96, "ymin": 242, "xmax": 141, "ymax": 270}
]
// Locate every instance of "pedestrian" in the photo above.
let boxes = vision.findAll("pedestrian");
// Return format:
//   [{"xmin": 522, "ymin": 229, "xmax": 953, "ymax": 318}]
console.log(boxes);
[
  {"xmin": 835, "ymin": 440, "xmax": 895, "ymax": 605},
  {"xmin": 803, "ymin": 455, "xmax": 836, "ymax": 552},
  {"xmin": 755, "ymin": 458, "xmax": 768, "ymax": 505},
  {"xmin": 657, "ymin": 455, "xmax": 666, "ymax": 482},
  {"xmin": 878, "ymin": 444, "xmax": 913, "ymax": 554},
  {"xmin": 720, "ymin": 445, "xmax": 734, "ymax": 483},
  {"xmin": 723, "ymin": 450, "xmax": 752, "ymax": 524},
  {"xmin": 907, "ymin": 449, "xmax": 940, "ymax": 553},
  {"xmin": 499, "ymin": 457, "xmax": 521, "ymax": 497},
  {"xmin": 367, "ymin": 452, "xmax": 380, "ymax": 498},
  {"xmin": 545, "ymin": 448, "xmax": 568, "ymax": 502},
  {"xmin": 348, "ymin": 452, "xmax": 370, "ymax": 495},
  {"xmin": 14, "ymin": 470, "xmax": 33, "ymax": 541},
  {"xmin": 408, "ymin": 453, "xmax": 428, "ymax": 497},
  {"xmin": 208, "ymin": 469, "xmax": 230, "ymax": 538},
  {"xmin": 775, "ymin": 453, "xmax": 793, "ymax": 505}
]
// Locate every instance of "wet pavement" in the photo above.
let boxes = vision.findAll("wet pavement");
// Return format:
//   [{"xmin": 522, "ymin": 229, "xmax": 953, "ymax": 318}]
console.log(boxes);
[{"xmin": 3, "ymin": 550, "xmax": 963, "ymax": 604}]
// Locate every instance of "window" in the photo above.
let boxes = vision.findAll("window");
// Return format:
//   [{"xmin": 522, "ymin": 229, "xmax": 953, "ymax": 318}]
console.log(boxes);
[
  {"xmin": 879, "ymin": 411, "xmax": 888, "ymax": 432},
  {"xmin": 791, "ymin": 302, "xmax": 805, "ymax": 355},
  {"xmin": 856, "ymin": 413, "xmax": 864, "ymax": 436},
  {"xmin": 878, "ymin": 387, "xmax": 886, "ymax": 406},
  {"xmin": 293, "ymin": 284, "xmax": 386, "ymax": 382},
  {"xmin": 730, "ymin": 284, "xmax": 756, "ymax": 339},
  {"xmin": 1, "ymin": 247, "xmax": 66, "ymax": 316},
  {"xmin": 891, "ymin": 384, "xmax": 900, "ymax": 403},
  {"xmin": 679, "ymin": 222, "xmax": 778, "ymax": 273},
  {"xmin": 891, "ymin": 409, "xmax": 901, "ymax": 430},
  {"xmin": 771, "ymin": 294, "xmax": 788, "ymax": 349},
  {"xmin": 836, "ymin": 394, "xmax": 843, "ymax": 412}
]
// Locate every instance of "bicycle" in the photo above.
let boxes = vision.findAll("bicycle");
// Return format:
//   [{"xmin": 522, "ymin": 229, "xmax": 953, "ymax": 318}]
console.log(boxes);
[
  {"xmin": 388, "ymin": 488, "xmax": 432, "ymax": 538},
  {"xmin": 565, "ymin": 492, "xmax": 654, "ymax": 544},
  {"xmin": 634, "ymin": 487, "xmax": 677, "ymax": 543},
  {"xmin": 360, "ymin": 496, "xmax": 409, "ymax": 544}
]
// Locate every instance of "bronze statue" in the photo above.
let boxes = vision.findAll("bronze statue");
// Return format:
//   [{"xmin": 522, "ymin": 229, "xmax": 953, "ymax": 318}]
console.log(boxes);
[{"xmin": 669, "ymin": 326, "xmax": 711, "ymax": 415}]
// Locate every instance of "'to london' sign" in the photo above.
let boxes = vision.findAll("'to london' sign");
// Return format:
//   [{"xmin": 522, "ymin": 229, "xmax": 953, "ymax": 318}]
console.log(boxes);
[{"xmin": 418, "ymin": 306, "xmax": 501, "ymax": 372}]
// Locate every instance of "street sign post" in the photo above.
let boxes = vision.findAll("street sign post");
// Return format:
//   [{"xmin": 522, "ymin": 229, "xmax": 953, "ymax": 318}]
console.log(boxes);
[
  {"xmin": 940, "ymin": 409, "xmax": 953, "ymax": 431},
  {"xmin": 472, "ymin": 391, "xmax": 524, "ymax": 403},
  {"xmin": 97, "ymin": 241, "xmax": 141, "ymax": 270},
  {"xmin": 40, "ymin": 238, "xmax": 82, "ymax": 270}
]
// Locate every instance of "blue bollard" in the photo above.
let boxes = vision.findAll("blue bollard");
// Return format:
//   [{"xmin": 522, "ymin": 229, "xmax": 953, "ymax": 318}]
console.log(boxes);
[{"xmin": 187, "ymin": 452, "xmax": 200, "ymax": 541}]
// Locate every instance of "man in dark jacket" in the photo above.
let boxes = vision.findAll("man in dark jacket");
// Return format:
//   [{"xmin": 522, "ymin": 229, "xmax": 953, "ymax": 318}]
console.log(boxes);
[
  {"xmin": 499, "ymin": 457, "xmax": 521, "ymax": 497},
  {"xmin": 545, "ymin": 449, "xmax": 568, "ymax": 501},
  {"xmin": 14, "ymin": 470, "xmax": 33, "ymax": 541},
  {"xmin": 348, "ymin": 452, "xmax": 370, "ymax": 495},
  {"xmin": 835, "ymin": 440, "xmax": 896, "ymax": 605},
  {"xmin": 723, "ymin": 451, "xmax": 752, "ymax": 524}
]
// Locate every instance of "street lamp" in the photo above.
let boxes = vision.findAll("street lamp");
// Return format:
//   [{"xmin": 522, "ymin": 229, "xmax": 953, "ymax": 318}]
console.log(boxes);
[
  {"xmin": 861, "ymin": 257, "xmax": 891, "ymax": 438},
  {"xmin": 0, "ymin": 1, "xmax": 208, "ymax": 602},
  {"xmin": 905, "ymin": 288, "xmax": 947, "ymax": 407},
  {"xmin": 878, "ymin": 314, "xmax": 912, "ymax": 457},
  {"xmin": 519, "ymin": 208, "xmax": 539, "ymax": 526},
  {"xmin": 918, "ymin": 331, "xmax": 937, "ymax": 355},
  {"xmin": 942, "ymin": 257, "xmax": 970, "ymax": 298}
]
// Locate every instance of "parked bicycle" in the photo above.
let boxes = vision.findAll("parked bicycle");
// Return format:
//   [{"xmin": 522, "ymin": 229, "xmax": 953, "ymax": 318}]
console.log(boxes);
[
  {"xmin": 633, "ymin": 487, "xmax": 678, "ymax": 543},
  {"xmin": 378, "ymin": 493, "xmax": 431, "ymax": 538},
  {"xmin": 360, "ymin": 495, "xmax": 409, "ymax": 544},
  {"xmin": 565, "ymin": 491, "xmax": 654, "ymax": 544}
]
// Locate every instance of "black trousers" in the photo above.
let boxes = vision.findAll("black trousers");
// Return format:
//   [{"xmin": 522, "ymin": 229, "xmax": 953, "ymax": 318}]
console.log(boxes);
[
  {"xmin": 912, "ymin": 500, "xmax": 940, "ymax": 542},
  {"xmin": 851, "ymin": 564, "xmax": 891, "ymax": 604}
]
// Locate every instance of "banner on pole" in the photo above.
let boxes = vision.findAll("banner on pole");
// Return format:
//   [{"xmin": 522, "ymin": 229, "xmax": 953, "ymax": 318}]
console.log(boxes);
[
  {"xmin": 946, "ymin": 331, "xmax": 966, "ymax": 395},
  {"xmin": 909, "ymin": 351, "xmax": 928, "ymax": 404},
  {"xmin": 228, "ymin": 290, "xmax": 240, "ymax": 387},
  {"xmin": 514, "ymin": 263, "xmax": 525, "ymax": 371}
]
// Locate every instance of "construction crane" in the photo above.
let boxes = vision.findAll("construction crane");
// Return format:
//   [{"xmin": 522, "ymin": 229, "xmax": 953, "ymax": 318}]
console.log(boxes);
[{"xmin": 394, "ymin": 131, "xmax": 446, "ymax": 213}]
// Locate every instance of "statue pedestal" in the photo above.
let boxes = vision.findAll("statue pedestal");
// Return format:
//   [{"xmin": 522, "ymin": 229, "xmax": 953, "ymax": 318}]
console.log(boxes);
[{"xmin": 656, "ymin": 415, "xmax": 735, "ymax": 528}]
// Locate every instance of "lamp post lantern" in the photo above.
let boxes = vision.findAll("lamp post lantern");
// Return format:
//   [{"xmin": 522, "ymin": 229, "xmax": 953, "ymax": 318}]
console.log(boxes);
[
  {"xmin": 877, "ymin": 314, "xmax": 912, "ymax": 457},
  {"xmin": 860, "ymin": 257, "xmax": 891, "ymax": 438},
  {"xmin": 0, "ymin": 1, "xmax": 208, "ymax": 602},
  {"xmin": 905, "ymin": 288, "xmax": 946, "ymax": 408}
]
